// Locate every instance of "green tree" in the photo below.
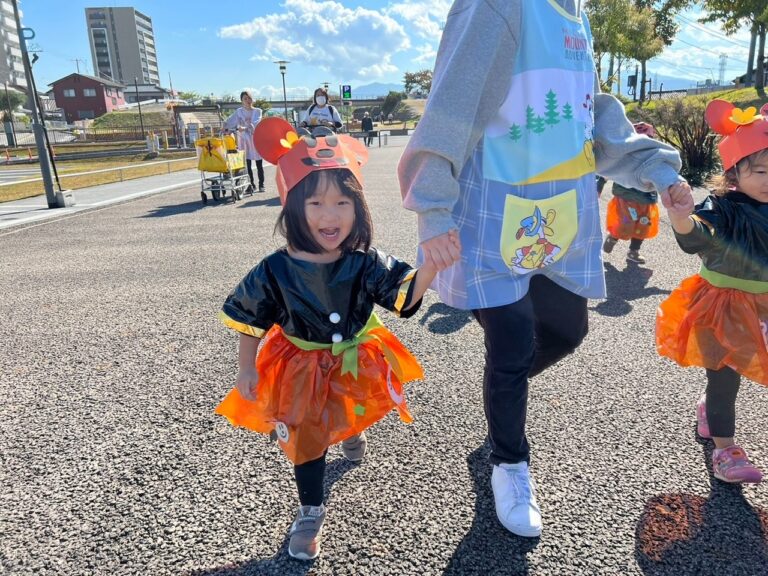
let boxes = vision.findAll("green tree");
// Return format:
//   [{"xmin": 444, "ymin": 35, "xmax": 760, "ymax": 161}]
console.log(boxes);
[
  {"xmin": 622, "ymin": 6, "xmax": 665, "ymax": 102},
  {"xmin": 178, "ymin": 91, "xmax": 200, "ymax": 104},
  {"xmin": 509, "ymin": 123, "xmax": 522, "ymax": 141},
  {"xmin": 532, "ymin": 115, "xmax": 546, "ymax": 134},
  {"xmin": 525, "ymin": 105, "xmax": 536, "ymax": 131},
  {"xmin": 544, "ymin": 90, "xmax": 560, "ymax": 125},
  {"xmin": 562, "ymin": 102, "xmax": 573, "ymax": 120},
  {"xmin": 382, "ymin": 91, "xmax": 406, "ymax": 117},
  {"xmin": 0, "ymin": 89, "xmax": 25, "ymax": 120},
  {"xmin": 632, "ymin": 0, "xmax": 692, "ymax": 98},
  {"xmin": 585, "ymin": 0, "xmax": 633, "ymax": 87},
  {"xmin": 701, "ymin": 0, "xmax": 768, "ymax": 93},
  {"xmin": 403, "ymin": 70, "xmax": 433, "ymax": 95}
]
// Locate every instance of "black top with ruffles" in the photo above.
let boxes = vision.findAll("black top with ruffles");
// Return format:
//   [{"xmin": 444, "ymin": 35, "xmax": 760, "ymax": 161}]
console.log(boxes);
[
  {"xmin": 674, "ymin": 192, "xmax": 768, "ymax": 282},
  {"xmin": 222, "ymin": 248, "xmax": 421, "ymax": 343}
]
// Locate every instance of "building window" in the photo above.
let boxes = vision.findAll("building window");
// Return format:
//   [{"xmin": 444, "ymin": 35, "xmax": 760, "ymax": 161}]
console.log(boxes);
[
  {"xmin": 111, "ymin": 97, "xmax": 117, "ymax": 105},
  {"xmin": 83, "ymin": 88, "xmax": 97, "ymax": 97},
  {"xmin": 63, "ymin": 88, "xmax": 76, "ymax": 97},
  {"xmin": 78, "ymin": 110, "xmax": 95, "ymax": 119}
]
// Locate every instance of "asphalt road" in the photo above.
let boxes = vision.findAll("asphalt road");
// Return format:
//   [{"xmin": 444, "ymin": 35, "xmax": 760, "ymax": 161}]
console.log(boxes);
[{"xmin": 1, "ymin": 138, "xmax": 767, "ymax": 575}]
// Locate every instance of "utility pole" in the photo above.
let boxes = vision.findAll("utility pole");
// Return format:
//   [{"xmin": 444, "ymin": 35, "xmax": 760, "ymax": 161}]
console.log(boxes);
[
  {"xmin": 11, "ymin": 0, "xmax": 61, "ymax": 208},
  {"xmin": 69, "ymin": 58, "xmax": 86, "ymax": 74},
  {"xmin": 135, "ymin": 77, "xmax": 145, "ymax": 137},
  {"xmin": 3, "ymin": 82, "xmax": 16, "ymax": 147}
]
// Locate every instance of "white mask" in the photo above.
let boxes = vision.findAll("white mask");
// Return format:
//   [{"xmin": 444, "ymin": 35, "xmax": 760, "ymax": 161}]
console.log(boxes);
[{"xmin": 315, "ymin": 96, "xmax": 327, "ymax": 106}]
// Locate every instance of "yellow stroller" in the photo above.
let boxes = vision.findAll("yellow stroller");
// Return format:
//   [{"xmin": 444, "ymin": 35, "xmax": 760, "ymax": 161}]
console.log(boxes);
[{"xmin": 195, "ymin": 134, "xmax": 251, "ymax": 204}]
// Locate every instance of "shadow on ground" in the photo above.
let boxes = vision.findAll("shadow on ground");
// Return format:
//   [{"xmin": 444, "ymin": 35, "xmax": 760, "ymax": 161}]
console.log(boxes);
[
  {"xmin": 238, "ymin": 196, "xmax": 281, "ymax": 208},
  {"xmin": 442, "ymin": 442, "xmax": 537, "ymax": 575},
  {"xmin": 590, "ymin": 262, "xmax": 671, "ymax": 317},
  {"xmin": 189, "ymin": 457, "xmax": 357, "ymax": 576},
  {"xmin": 419, "ymin": 302, "xmax": 473, "ymax": 335},
  {"xmin": 635, "ymin": 435, "xmax": 768, "ymax": 575},
  {"xmin": 140, "ymin": 199, "xmax": 228, "ymax": 217}
]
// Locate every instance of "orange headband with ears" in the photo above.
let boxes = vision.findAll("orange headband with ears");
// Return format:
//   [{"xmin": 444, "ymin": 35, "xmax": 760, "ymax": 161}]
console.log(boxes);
[
  {"xmin": 252, "ymin": 117, "xmax": 368, "ymax": 205},
  {"xmin": 705, "ymin": 99, "xmax": 768, "ymax": 170}
]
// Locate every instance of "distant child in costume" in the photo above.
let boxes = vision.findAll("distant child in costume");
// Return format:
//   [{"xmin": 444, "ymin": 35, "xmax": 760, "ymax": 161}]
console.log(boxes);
[
  {"xmin": 602, "ymin": 122, "xmax": 661, "ymax": 264},
  {"xmin": 215, "ymin": 118, "xmax": 449, "ymax": 560},
  {"xmin": 657, "ymin": 99, "xmax": 768, "ymax": 484}
]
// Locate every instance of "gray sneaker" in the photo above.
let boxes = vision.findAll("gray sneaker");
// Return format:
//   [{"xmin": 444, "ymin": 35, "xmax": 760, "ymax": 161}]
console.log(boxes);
[
  {"xmin": 288, "ymin": 504, "xmax": 326, "ymax": 560},
  {"xmin": 341, "ymin": 431, "xmax": 367, "ymax": 462}
]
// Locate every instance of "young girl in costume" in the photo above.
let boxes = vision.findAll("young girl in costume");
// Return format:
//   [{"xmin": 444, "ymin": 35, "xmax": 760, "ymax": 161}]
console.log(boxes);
[
  {"xmin": 602, "ymin": 123, "xmax": 661, "ymax": 264},
  {"xmin": 215, "ymin": 117, "xmax": 450, "ymax": 560},
  {"xmin": 657, "ymin": 99, "xmax": 768, "ymax": 484}
]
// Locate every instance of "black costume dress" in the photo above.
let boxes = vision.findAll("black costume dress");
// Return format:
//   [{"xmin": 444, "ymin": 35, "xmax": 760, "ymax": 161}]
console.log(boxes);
[
  {"xmin": 657, "ymin": 192, "xmax": 768, "ymax": 385},
  {"xmin": 216, "ymin": 248, "xmax": 424, "ymax": 464}
]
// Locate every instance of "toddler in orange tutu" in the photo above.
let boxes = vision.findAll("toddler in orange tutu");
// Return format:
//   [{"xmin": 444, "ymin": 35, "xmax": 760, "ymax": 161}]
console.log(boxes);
[
  {"xmin": 215, "ymin": 118, "xmax": 453, "ymax": 560},
  {"xmin": 657, "ymin": 99, "xmax": 768, "ymax": 484},
  {"xmin": 601, "ymin": 122, "xmax": 661, "ymax": 264}
]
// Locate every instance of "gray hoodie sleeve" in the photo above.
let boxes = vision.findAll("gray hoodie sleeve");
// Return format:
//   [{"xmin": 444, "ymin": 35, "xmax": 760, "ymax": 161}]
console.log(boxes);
[
  {"xmin": 593, "ymin": 93, "xmax": 683, "ymax": 193},
  {"xmin": 398, "ymin": 0, "xmax": 520, "ymax": 242}
]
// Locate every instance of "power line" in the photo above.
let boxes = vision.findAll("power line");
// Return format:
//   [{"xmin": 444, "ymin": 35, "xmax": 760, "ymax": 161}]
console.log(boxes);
[
  {"xmin": 676, "ymin": 14, "xmax": 750, "ymax": 48},
  {"xmin": 675, "ymin": 37, "xmax": 749, "ymax": 65}
]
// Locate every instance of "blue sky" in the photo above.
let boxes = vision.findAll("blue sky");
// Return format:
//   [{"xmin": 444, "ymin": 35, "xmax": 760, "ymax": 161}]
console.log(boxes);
[{"xmin": 20, "ymin": 1, "xmax": 754, "ymax": 99}]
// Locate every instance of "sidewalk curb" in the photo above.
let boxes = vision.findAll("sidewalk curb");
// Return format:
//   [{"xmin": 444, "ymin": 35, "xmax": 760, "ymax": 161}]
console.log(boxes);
[{"xmin": 0, "ymin": 177, "xmax": 199, "ymax": 234}]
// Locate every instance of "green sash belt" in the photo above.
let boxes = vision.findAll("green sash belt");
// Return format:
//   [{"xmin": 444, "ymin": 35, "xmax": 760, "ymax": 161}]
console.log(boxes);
[
  {"xmin": 283, "ymin": 313, "xmax": 400, "ymax": 379},
  {"xmin": 700, "ymin": 265, "xmax": 768, "ymax": 294}
]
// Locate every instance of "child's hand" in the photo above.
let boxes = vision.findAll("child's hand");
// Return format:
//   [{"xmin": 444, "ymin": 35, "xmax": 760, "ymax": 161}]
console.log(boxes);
[
  {"xmin": 661, "ymin": 181, "xmax": 695, "ymax": 234},
  {"xmin": 420, "ymin": 229, "xmax": 462, "ymax": 271},
  {"xmin": 661, "ymin": 181, "xmax": 694, "ymax": 217},
  {"xmin": 236, "ymin": 368, "xmax": 259, "ymax": 401}
]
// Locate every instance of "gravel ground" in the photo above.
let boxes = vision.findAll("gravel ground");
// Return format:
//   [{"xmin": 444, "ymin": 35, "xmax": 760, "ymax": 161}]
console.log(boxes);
[{"xmin": 1, "ymin": 137, "xmax": 767, "ymax": 575}]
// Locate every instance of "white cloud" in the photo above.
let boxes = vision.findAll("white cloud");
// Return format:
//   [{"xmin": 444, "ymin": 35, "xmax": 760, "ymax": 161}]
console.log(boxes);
[
  {"xmin": 388, "ymin": 0, "xmax": 452, "ymax": 41},
  {"xmin": 218, "ymin": 0, "xmax": 410, "ymax": 80}
]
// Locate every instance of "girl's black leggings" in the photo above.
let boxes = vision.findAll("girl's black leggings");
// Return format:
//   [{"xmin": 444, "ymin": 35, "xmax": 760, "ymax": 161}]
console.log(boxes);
[
  {"xmin": 705, "ymin": 366, "xmax": 741, "ymax": 437},
  {"xmin": 294, "ymin": 451, "xmax": 327, "ymax": 506}
]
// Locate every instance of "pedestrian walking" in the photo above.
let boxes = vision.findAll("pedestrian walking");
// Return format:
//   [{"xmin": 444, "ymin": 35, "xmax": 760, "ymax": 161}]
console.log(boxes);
[
  {"xmin": 215, "ymin": 118, "xmax": 452, "ymax": 560},
  {"xmin": 657, "ymin": 99, "xmax": 768, "ymax": 485},
  {"xmin": 362, "ymin": 111, "xmax": 374, "ymax": 146},
  {"xmin": 224, "ymin": 91, "xmax": 265, "ymax": 192},
  {"xmin": 398, "ymin": 0, "xmax": 689, "ymax": 538}
]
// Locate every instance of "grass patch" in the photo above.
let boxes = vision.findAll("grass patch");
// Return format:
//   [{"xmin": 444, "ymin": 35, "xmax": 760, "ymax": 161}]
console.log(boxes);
[
  {"xmin": 1, "ymin": 155, "xmax": 197, "ymax": 202},
  {"xmin": 93, "ymin": 111, "xmax": 173, "ymax": 128},
  {"xmin": 625, "ymin": 87, "xmax": 768, "ymax": 116}
]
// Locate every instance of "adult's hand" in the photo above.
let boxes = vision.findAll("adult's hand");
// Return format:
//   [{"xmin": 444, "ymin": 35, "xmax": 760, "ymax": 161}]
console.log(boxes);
[{"xmin": 420, "ymin": 230, "xmax": 462, "ymax": 271}]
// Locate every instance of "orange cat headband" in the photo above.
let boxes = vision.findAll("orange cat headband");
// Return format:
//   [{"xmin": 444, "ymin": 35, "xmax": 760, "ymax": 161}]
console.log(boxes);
[
  {"xmin": 705, "ymin": 99, "xmax": 768, "ymax": 170},
  {"xmin": 252, "ymin": 117, "xmax": 368, "ymax": 204}
]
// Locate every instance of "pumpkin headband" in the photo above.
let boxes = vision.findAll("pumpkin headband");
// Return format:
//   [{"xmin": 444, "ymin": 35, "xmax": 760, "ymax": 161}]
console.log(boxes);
[
  {"xmin": 705, "ymin": 99, "xmax": 768, "ymax": 170},
  {"xmin": 252, "ymin": 117, "xmax": 368, "ymax": 204}
]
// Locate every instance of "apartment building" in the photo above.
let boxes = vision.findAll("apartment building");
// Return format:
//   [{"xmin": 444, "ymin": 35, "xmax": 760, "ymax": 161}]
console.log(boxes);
[
  {"xmin": 85, "ymin": 7, "xmax": 159, "ymax": 86},
  {"xmin": 0, "ymin": 0, "xmax": 27, "ymax": 89}
]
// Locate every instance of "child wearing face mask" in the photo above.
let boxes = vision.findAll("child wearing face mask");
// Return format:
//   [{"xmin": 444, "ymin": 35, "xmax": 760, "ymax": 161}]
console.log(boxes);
[{"xmin": 301, "ymin": 88, "xmax": 343, "ymax": 132}]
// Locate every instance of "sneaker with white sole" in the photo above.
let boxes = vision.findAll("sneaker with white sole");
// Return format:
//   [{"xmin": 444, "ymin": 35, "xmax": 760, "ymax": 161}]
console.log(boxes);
[
  {"xmin": 491, "ymin": 462, "xmax": 542, "ymax": 537},
  {"xmin": 341, "ymin": 431, "xmax": 367, "ymax": 462},
  {"xmin": 288, "ymin": 504, "xmax": 326, "ymax": 560},
  {"xmin": 712, "ymin": 445, "xmax": 763, "ymax": 484}
]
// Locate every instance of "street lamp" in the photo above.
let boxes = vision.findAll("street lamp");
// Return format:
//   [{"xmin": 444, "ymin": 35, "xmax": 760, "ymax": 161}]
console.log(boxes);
[
  {"xmin": 274, "ymin": 60, "xmax": 290, "ymax": 121},
  {"xmin": 134, "ymin": 76, "xmax": 145, "ymax": 138}
]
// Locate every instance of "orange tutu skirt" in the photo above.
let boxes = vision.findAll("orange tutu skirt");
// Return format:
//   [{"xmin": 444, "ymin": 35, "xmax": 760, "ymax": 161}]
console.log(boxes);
[
  {"xmin": 606, "ymin": 197, "xmax": 659, "ymax": 240},
  {"xmin": 215, "ymin": 324, "xmax": 423, "ymax": 464},
  {"xmin": 656, "ymin": 274, "xmax": 768, "ymax": 385}
]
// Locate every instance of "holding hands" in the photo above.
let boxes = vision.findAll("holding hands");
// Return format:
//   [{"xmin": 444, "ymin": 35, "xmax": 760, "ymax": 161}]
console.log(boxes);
[
  {"xmin": 661, "ymin": 181, "xmax": 695, "ymax": 234},
  {"xmin": 420, "ymin": 229, "xmax": 462, "ymax": 272}
]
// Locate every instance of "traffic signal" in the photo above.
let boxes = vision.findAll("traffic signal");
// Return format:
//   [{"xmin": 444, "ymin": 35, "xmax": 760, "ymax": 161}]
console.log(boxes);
[{"xmin": 342, "ymin": 85, "xmax": 352, "ymax": 99}]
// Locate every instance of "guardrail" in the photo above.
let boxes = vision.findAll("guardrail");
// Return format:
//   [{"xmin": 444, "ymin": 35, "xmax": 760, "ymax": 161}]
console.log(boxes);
[{"xmin": 0, "ymin": 156, "xmax": 196, "ymax": 188}]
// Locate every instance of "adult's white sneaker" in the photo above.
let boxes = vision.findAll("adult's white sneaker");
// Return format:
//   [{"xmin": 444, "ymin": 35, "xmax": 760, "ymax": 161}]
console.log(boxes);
[{"xmin": 491, "ymin": 462, "xmax": 542, "ymax": 537}]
